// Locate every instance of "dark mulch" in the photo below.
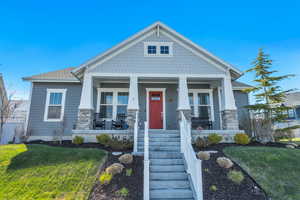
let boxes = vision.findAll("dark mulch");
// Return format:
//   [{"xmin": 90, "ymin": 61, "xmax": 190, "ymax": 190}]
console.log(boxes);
[
  {"xmin": 195, "ymin": 143, "xmax": 273, "ymax": 200},
  {"xmin": 89, "ymin": 154, "xmax": 143, "ymax": 200},
  {"xmin": 26, "ymin": 140, "xmax": 132, "ymax": 152}
]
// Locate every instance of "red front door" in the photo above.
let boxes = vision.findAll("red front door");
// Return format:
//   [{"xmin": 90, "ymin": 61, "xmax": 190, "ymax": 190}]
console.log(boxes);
[{"xmin": 149, "ymin": 91, "xmax": 163, "ymax": 129}]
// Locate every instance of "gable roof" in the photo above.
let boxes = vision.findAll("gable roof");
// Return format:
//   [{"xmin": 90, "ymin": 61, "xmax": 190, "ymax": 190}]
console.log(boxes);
[
  {"xmin": 23, "ymin": 67, "xmax": 79, "ymax": 82},
  {"xmin": 72, "ymin": 21, "xmax": 243, "ymax": 79}
]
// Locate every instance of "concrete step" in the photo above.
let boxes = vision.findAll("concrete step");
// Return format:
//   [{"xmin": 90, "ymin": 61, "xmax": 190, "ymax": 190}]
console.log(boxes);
[
  {"xmin": 150, "ymin": 188, "xmax": 193, "ymax": 199},
  {"xmin": 140, "ymin": 130, "xmax": 180, "ymax": 134},
  {"xmin": 139, "ymin": 133, "xmax": 180, "ymax": 138},
  {"xmin": 138, "ymin": 137, "xmax": 180, "ymax": 142},
  {"xmin": 150, "ymin": 172, "xmax": 188, "ymax": 181},
  {"xmin": 150, "ymin": 180, "xmax": 190, "ymax": 189},
  {"xmin": 151, "ymin": 159, "xmax": 184, "ymax": 165},
  {"xmin": 139, "ymin": 141, "xmax": 180, "ymax": 146},
  {"xmin": 150, "ymin": 152, "xmax": 182, "ymax": 159},
  {"xmin": 150, "ymin": 165, "xmax": 185, "ymax": 172},
  {"xmin": 139, "ymin": 146, "xmax": 180, "ymax": 152}
]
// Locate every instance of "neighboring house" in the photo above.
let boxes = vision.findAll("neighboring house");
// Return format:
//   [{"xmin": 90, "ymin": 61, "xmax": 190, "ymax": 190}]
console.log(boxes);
[
  {"xmin": 277, "ymin": 92, "xmax": 300, "ymax": 137},
  {"xmin": 23, "ymin": 22, "xmax": 252, "ymax": 143}
]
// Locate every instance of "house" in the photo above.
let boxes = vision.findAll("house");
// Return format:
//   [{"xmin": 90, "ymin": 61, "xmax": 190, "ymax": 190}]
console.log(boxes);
[
  {"xmin": 277, "ymin": 92, "xmax": 300, "ymax": 137},
  {"xmin": 23, "ymin": 21, "xmax": 253, "ymax": 199},
  {"xmin": 23, "ymin": 22, "xmax": 251, "ymax": 143}
]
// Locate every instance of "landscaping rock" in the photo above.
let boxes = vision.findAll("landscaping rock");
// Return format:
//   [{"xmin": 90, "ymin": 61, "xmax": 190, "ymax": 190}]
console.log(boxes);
[
  {"xmin": 112, "ymin": 152, "xmax": 122, "ymax": 156},
  {"xmin": 286, "ymin": 144, "xmax": 295, "ymax": 149},
  {"xmin": 119, "ymin": 153, "xmax": 133, "ymax": 164},
  {"xmin": 216, "ymin": 157, "xmax": 234, "ymax": 169},
  {"xmin": 197, "ymin": 151, "xmax": 211, "ymax": 160},
  {"xmin": 105, "ymin": 163, "xmax": 124, "ymax": 175}
]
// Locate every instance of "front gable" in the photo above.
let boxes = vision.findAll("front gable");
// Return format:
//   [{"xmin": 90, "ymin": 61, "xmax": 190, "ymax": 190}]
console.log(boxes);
[
  {"xmin": 88, "ymin": 32, "xmax": 225, "ymax": 75},
  {"xmin": 73, "ymin": 22, "xmax": 242, "ymax": 79}
]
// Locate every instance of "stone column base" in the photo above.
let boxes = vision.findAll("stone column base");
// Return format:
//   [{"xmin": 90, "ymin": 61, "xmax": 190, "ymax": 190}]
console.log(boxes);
[
  {"xmin": 178, "ymin": 109, "xmax": 192, "ymax": 121},
  {"xmin": 126, "ymin": 109, "xmax": 138, "ymax": 132},
  {"xmin": 222, "ymin": 110, "xmax": 239, "ymax": 130},
  {"xmin": 76, "ymin": 109, "xmax": 94, "ymax": 130}
]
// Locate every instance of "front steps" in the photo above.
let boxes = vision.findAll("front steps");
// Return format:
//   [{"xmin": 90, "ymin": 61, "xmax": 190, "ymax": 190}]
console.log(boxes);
[{"xmin": 139, "ymin": 130, "xmax": 195, "ymax": 200}]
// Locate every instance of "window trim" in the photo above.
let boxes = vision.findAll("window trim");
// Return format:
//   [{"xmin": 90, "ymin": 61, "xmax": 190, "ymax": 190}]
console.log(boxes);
[
  {"xmin": 188, "ymin": 89, "xmax": 214, "ymax": 121},
  {"xmin": 44, "ymin": 88, "xmax": 67, "ymax": 122},
  {"xmin": 96, "ymin": 88, "xmax": 129, "ymax": 120},
  {"xmin": 144, "ymin": 42, "xmax": 173, "ymax": 57}
]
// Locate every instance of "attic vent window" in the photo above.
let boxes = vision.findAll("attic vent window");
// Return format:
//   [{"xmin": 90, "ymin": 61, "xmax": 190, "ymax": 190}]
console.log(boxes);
[{"xmin": 144, "ymin": 42, "xmax": 173, "ymax": 57}]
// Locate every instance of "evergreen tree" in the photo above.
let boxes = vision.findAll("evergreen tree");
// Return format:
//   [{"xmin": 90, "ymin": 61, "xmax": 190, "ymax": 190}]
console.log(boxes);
[{"xmin": 245, "ymin": 49, "xmax": 298, "ymax": 142}]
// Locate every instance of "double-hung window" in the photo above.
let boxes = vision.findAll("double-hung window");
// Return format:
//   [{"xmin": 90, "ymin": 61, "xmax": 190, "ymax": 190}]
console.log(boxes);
[
  {"xmin": 97, "ymin": 89, "xmax": 129, "ymax": 120},
  {"xmin": 188, "ymin": 89, "xmax": 214, "ymax": 121},
  {"xmin": 44, "ymin": 89, "xmax": 66, "ymax": 122}
]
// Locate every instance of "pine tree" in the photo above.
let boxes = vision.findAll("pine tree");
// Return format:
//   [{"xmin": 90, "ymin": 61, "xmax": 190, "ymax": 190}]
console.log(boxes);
[{"xmin": 245, "ymin": 49, "xmax": 298, "ymax": 142}]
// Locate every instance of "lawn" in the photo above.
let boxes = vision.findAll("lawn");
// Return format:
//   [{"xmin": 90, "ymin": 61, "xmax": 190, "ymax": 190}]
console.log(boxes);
[
  {"xmin": 224, "ymin": 146, "xmax": 300, "ymax": 200},
  {"xmin": 0, "ymin": 144, "xmax": 106, "ymax": 200}
]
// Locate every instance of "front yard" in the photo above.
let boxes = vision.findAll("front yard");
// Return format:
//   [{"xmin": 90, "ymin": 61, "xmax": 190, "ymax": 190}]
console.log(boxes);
[
  {"xmin": 0, "ymin": 144, "xmax": 106, "ymax": 200},
  {"xmin": 224, "ymin": 146, "xmax": 300, "ymax": 200}
]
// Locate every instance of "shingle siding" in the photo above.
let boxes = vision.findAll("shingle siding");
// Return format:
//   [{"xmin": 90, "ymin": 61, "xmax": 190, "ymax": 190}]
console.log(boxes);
[
  {"xmin": 28, "ymin": 82, "xmax": 82, "ymax": 136},
  {"xmin": 88, "ymin": 33, "xmax": 225, "ymax": 75}
]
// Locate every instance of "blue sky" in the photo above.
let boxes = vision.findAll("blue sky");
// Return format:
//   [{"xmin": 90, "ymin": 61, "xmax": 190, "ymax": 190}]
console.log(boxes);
[{"xmin": 0, "ymin": 0, "xmax": 299, "ymax": 100}]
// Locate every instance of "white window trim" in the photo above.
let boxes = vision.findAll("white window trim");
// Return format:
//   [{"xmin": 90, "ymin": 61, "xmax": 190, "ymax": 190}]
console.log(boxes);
[
  {"xmin": 44, "ymin": 89, "xmax": 67, "ymax": 122},
  {"xmin": 144, "ymin": 42, "xmax": 173, "ymax": 57},
  {"xmin": 188, "ymin": 89, "xmax": 214, "ymax": 121},
  {"xmin": 96, "ymin": 88, "xmax": 129, "ymax": 121}
]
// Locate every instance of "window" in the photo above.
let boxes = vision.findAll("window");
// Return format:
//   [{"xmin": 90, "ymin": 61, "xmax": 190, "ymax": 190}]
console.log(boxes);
[
  {"xmin": 97, "ymin": 89, "xmax": 129, "ymax": 120},
  {"xmin": 44, "ymin": 89, "xmax": 66, "ymax": 122},
  {"xmin": 160, "ymin": 46, "xmax": 169, "ymax": 54},
  {"xmin": 147, "ymin": 45, "xmax": 156, "ymax": 54},
  {"xmin": 188, "ymin": 89, "xmax": 214, "ymax": 121},
  {"xmin": 144, "ymin": 42, "xmax": 173, "ymax": 56}
]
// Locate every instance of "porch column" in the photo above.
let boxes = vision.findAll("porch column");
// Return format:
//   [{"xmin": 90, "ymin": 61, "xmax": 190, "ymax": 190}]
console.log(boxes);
[
  {"xmin": 221, "ymin": 71, "xmax": 239, "ymax": 130},
  {"xmin": 178, "ymin": 76, "xmax": 191, "ymax": 120},
  {"xmin": 126, "ymin": 76, "xmax": 139, "ymax": 130},
  {"xmin": 76, "ymin": 73, "xmax": 94, "ymax": 130}
]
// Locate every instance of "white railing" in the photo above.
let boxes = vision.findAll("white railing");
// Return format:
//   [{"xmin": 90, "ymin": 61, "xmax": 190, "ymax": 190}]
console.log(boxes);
[
  {"xmin": 180, "ymin": 111, "xmax": 203, "ymax": 200},
  {"xmin": 133, "ymin": 111, "xmax": 139, "ymax": 153},
  {"xmin": 143, "ymin": 121, "xmax": 150, "ymax": 200}
]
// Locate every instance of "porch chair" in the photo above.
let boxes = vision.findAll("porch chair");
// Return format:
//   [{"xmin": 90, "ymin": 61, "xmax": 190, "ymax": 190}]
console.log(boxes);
[
  {"xmin": 191, "ymin": 117, "xmax": 213, "ymax": 130},
  {"xmin": 93, "ymin": 113, "xmax": 106, "ymax": 130},
  {"xmin": 112, "ymin": 113, "xmax": 128, "ymax": 130}
]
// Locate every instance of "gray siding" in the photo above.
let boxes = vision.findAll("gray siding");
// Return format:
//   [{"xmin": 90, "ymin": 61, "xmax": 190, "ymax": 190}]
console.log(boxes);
[
  {"xmin": 88, "ymin": 33, "xmax": 225, "ymax": 75},
  {"xmin": 28, "ymin": 82, "xmax": 82, "ymax": 136},
  {"xmin": 234, "ymin": 91, "xmax": 250, "ymax": 123}
]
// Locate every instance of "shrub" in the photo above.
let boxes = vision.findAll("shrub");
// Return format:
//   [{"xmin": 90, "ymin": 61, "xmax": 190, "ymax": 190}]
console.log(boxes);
[
  {"xmin": 119, "ymin": 154, "xmax": 133, "ymax": 164},
  {"xmin": 99, "ymin": 172, "xmax": 113, "ymax": 185},
  {"xmin": 72, "ymin": 136, "xmax": 84, "ymax": 145},
  {"xmin": 107, "ymin": 138, "xmax": 133, "ymax": 150},
  {"xmin": 228, "ymin": 170, "xmax": 244, "ymax": 184},
  {"xmin": 105, "ymin": 163, "xmax": 124, "ymax": 175},
  {"xmin": 209, "ymin": 185, "xmax": 217, "ymax": 192},
  {"xmin": 96, "ymin": 134, "xmax": 111, "ymax": 146},
  {"xmin": 195, "ymin": 137, "xmax": 209, "ymax": 148},
  {"xmin": 216, "ymin": 157, "xmax": 233, "ymax": 169},
  {"xmin": 197, "ymin": 151, "xmax": 210, "ymax": 160},
  {"xmin": 125, "ymin": 168, "xmax": 133, "ymax": 176},
  {"xmin": 234, "ymin": 133, "xmax": 250, "ymax": 145},
  {"xmin": 207, "ymin": 133, "xmax": 223, "ymax": 145},
  {"xmin": 116, "ymin": 187, "xmax": 129, "ymax": 197}
]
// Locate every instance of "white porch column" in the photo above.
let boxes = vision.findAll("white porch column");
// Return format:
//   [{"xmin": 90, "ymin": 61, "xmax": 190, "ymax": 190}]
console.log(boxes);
[
  {"xmin": 178, "ymin": 76, "xmax": 191, "ymax": 119},
  {"xmin": 127, "ymin": 76, "xmax": 139, "ymax": 111},
  {"xmin": 221, "ymin": 71, "xmax": 239, "ymax": 130},
  {"xmin": 76, "ymin": 73, "xmax": 94, "ymax": 130}
]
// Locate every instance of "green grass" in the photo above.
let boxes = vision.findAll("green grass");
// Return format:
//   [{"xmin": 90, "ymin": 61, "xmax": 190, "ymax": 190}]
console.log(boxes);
[
  {"xmin": 224, "ymin": 147, "xmax": 300, "ymax": 200},
  {"xmin": 0, "ymin": 144, "xmax": 106, "ymax": 200}
]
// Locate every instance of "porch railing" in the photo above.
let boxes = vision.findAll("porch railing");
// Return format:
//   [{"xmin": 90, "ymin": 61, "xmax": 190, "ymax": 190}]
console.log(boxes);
[
  {"xmin": 133, "ymin": 111, "xmax": 139, "ymax": 153},
  {"xmin": 143, "ymin": 121, "xmax": 149, "ymax": 200},
  {"xmin": 180, "ymin": 111, "xmax": 203, "ymax": 200}
]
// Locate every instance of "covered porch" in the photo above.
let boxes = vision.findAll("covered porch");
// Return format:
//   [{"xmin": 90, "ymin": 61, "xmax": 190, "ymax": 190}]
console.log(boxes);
[{"xmin": 73, "ymin": 72, "xmax": 239, "ymax": 134}]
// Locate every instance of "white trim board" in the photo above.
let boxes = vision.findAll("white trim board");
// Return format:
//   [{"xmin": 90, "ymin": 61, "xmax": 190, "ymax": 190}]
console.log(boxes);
[{"xmin": 146, "ymin": 88, "xmax": 166, "ymax": 130}]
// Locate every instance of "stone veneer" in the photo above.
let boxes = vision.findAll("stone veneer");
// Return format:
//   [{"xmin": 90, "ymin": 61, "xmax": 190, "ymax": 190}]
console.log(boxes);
[
  {"xmin": 126, "ymin": 109, "xmax": 138, "ymax": 131},
  {"xmin": 76, "ymin": 109, "xmax": 94, "ymax": 130},
  {"xmin": 222, "ymin": 110, "xmax": 239, "ymax": 130}
]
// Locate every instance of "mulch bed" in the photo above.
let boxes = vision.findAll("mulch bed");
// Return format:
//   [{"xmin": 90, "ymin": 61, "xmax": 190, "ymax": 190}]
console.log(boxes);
[
  {"xmin": 194, "ymin": 143, "xmax": 276, "ymax": 200},
  {"xmin": 89, "ymin": 154, "xmax": 143, "ymax": 200},
  {"xmin": 26, "ymin": 140, "xmax": 132, "ymax": 152}
]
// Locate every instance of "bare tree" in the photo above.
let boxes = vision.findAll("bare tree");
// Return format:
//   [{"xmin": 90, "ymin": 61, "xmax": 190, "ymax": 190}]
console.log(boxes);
[
  {"xmin": 53, "ymin": 116, "xmax": 67, "ymax": 144},
  {"xmin": 0, "ymin": 92, "xmax": 19, "ymax": 143}
]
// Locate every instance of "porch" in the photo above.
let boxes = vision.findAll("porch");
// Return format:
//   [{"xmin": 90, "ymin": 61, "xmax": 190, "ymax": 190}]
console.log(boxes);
[{"xmin": 73, "ymin": 73, "xmax": 240, "ymax": 144}]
